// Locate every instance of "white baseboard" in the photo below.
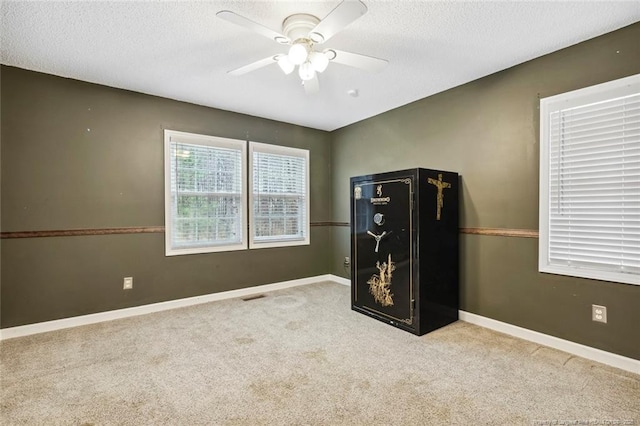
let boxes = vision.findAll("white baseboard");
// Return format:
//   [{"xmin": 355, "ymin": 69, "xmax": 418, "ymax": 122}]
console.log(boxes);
[
  {"xmin": 0, "ymin": 274, "xmax": 341, "ymax": 341},
  {"xmin": 331, "ymin": 275, "xmax": 351, "ymax": 286},
  {"xmin": 459, "ymin": 310, "xmax": 639, "ymax": 375},
  {"xmin": 2, "ymin": 275, "xmax": 636, "ymax": 376}
]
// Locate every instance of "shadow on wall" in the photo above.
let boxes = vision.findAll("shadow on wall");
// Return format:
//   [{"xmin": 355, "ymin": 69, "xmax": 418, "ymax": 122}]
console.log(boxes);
[{"xmin": 459, "ymin": 175, "xmax": 480, "ymax": 312}]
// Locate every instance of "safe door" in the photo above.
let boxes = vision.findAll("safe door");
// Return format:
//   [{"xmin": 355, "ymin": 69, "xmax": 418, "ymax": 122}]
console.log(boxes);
[{"xmin": 351, "ymin": 175, "xmax": 415, "ymax": 330}]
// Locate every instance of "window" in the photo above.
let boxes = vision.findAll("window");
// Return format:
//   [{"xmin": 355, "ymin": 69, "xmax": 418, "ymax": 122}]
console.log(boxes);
[
  {"xmin": 164, "ymin": 131, "xmax": 310, "ymax": 255},
  {"xmin": 249, "ymin": 142, "xmax": 310, "ymax": 249},
  {"xmin": 539, "ymin": 74, "xmax": 640, "ymax": 285},
  {"xmin": 164, "ymin": 130, "xmax": 247, "ymax": 255}
]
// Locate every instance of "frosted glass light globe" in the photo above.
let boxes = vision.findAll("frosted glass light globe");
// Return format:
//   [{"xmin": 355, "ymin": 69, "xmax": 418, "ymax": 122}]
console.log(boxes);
[
  {"xmin": 288, "ymin": 43, "xmax": 309, "ymax": 65},
  {"xmin": 298, "ymin": 61, "xmax": 315, "ymax": 81},
  {"xmin": 277, "ymin": 55, "xmax": 295, "ymax": 74},
  {"xmin": 309, "ymin": 51, "xmax": 329, "ymax": 73}
]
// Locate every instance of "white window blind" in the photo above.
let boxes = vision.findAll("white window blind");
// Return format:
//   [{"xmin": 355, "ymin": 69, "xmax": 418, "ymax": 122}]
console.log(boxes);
[
  {"xmin": 249, "ymin": 142, "xmax": 310, "ymax": 249},
  {"xmin": 164, "ymin": 130, "xmax": 246, "ymax": 255},
  {"xmin": 540, "ymin": 74, "xmax": 640, "ymax": 285}
]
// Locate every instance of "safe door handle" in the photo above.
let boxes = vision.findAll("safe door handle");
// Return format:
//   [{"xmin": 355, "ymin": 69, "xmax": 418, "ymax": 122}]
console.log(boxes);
[{"xmin": 367, "ymin": 230, "xmax": 387, "ymax": 253}]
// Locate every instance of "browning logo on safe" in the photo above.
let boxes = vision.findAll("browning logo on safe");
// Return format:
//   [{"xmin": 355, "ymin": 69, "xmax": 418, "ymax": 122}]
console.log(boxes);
[
  {"xmin": 367, "ymin": 253, "xmax": 396, "ymax": 307},
  {"xmin": 370, "ymin": 184, "xmax": 391, "ymax": 205}
]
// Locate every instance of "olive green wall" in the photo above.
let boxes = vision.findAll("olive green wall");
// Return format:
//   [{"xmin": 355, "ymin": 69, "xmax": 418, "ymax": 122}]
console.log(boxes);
[
  {"xmin": 330, "ymin": 22, "xmax": 640, "ymax": 359},
  {"xmin": 1, "ymin": 66, "xmax": 332, "ymax": 327},
  {"xmin": 2, "ymin": 23, "xmax": 639, "ymax": 361}
]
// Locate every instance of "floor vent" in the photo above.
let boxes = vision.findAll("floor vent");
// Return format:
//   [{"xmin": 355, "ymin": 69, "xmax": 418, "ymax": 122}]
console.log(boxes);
[{"xmin": 241, "ymin": 294, "xmax": 266, "ymax": 302}]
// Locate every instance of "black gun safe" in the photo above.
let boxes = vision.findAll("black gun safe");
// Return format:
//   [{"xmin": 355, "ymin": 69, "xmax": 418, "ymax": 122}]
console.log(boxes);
[{"xmin": 350, "ymin": 168, "xmax": 459, "ymax": 335}]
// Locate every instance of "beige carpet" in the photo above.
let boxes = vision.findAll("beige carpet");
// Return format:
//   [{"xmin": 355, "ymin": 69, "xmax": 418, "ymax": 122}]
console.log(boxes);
[{"xmin": 1, "ymin": 282, "xmax": 638, "ymax": 425}]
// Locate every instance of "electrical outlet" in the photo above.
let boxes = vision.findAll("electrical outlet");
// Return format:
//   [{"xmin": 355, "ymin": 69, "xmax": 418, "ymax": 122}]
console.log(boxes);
[
  {"xmin": 123, "ymin": 277, "xmax": 133, "ymax": 290},
  {"xmin": 344, "ymin": 256, "xmax": 350, "ymax": 266},
  {"xmin": 592, "ymin": 304, "xmax": 607, "ymax": 323}
]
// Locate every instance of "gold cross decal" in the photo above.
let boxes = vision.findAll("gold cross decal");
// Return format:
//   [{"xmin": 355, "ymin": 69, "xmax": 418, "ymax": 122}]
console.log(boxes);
[{"xmin": 427, "ymin": 173, "xmax": 451, "ymax": 220}]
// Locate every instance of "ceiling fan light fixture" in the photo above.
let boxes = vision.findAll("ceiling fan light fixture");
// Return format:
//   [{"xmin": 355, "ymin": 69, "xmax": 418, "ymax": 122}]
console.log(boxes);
[
  {"xmin": 309, "ymin": 51, "xmax": 329, "ymax": 73},
  {"xmin": 298, "ymin": 61, "xmax": 315, "ymax": 81},
  {"xmin": 219, "ymin": 3, "xmax": 387, "ymax": 94},
  {"xmin": 288, "ymin": 42, "xmax": 309, "ymax": 65},
  {"xmin": 276, "ymin": 55, "xmax": 295, "ymax": 75}
]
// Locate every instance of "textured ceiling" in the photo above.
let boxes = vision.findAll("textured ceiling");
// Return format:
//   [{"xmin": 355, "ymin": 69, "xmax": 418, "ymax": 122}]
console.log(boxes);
[{"xmin": 2, "ymin": 1, "xmax": 640, "ymax": 131}]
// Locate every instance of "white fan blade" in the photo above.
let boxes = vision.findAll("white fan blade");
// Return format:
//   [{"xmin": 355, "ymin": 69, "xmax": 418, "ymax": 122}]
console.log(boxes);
[
  {"xmin": 217, "ymin": 10, "xmax": 290, "ymax": 44},
  {"xmin": 328, "ymin": 49, "xmax": 388, "ymax": 72},
  {"xmin": 303, "ymin": 75, "xmax": 320, "ymax": 95},
  {"xmin": 309, "ymin": 0, "xmax": 367, "ymax": 44},
  {"xmin": 228, "ymin": 56, "xmax": 277, "ymax": 76}
]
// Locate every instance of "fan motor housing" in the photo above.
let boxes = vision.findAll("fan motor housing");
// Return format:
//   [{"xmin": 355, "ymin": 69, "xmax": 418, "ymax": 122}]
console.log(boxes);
[{"xmin": 282, "ymin": 13, "xmax": 320, "ymax": 41}]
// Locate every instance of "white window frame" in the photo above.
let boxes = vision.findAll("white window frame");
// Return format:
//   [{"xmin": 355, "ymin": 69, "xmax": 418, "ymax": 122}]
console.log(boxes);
[
  {"xmin": 539, "ymin": 74, "xmax": 640, "ymax": 285},
  {"xmin": 249, "ymin": 142, "xmax": 310, "ymax": 249},
  {"xmin": 164, "ymin": 130, "xmax": 247, "ymax": 256}
]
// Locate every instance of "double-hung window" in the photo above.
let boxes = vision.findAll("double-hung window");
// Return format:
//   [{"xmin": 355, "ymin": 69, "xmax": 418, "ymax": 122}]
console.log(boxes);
[
  {"xmin": 249, "ymin": 142, "xmax": 310, "ymax": 249},
  {"xmin": 164, "ymin": 131, "xmax": 310, "ymax": 255},
  {"xmin": 539, "ymin": 74, "xmax": 640, "ymax": 285},
  {"xmin": 164, "ymin": 130, "xmax": 247, "ymax": 255}
]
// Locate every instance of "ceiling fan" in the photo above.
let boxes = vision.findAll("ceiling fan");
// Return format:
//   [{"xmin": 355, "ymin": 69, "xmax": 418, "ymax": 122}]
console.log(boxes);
[{"xmin": 216, "ymin": 0, "xmax": 388, "ymax": 94}]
